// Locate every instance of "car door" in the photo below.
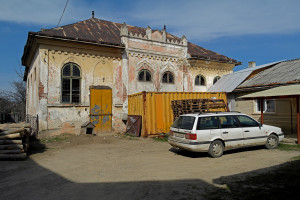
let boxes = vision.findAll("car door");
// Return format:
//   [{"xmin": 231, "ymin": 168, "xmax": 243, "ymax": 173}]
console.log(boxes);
[
  {"xmin": 196, "ymin": 116, "xmax": 220, "ymax": 142},
  {"xmin": 236, "ymin": 115, "xmax": 266, "ymax": 146},
  {"xmin": 219, "ymin": 115, "xmax": 244, "ymax": 148}
]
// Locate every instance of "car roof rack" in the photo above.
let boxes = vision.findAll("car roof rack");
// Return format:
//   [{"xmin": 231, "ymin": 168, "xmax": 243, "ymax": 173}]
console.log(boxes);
[{"xmin": 198, "ymin": 111, "xmax": 241, "ymax": 115}]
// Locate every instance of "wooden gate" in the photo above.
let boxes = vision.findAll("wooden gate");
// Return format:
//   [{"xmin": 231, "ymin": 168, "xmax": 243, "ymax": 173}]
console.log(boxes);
[{"xmin": 90, "ymin": 86, "xmax": 112, "ymax": 133}]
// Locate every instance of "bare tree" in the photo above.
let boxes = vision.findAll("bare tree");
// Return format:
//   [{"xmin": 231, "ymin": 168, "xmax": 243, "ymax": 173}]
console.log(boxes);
[{"xmin": 1, "ymin": 63, "xmax": 26, "ymax": 122}]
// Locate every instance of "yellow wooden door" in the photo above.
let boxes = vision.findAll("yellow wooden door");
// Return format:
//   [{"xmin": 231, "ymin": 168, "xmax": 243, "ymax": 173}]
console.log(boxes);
[{"xmin": 90, "ymin": 87, "xmax": 112, "ymax": 133}]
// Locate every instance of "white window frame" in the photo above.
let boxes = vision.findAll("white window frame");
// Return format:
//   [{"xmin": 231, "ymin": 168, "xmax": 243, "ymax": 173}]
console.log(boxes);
[{"xmin": 254, "ymin": 99, "xmax": 276, "ymax": 113}]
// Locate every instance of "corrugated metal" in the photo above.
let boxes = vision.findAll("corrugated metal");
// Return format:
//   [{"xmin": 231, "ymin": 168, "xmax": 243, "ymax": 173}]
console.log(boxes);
[
  {"xmin": 238, "ymin": 59, "xmax": 300, "ymax": 88},
  {"xmin": 128, "ymin": 92, "xmax": 227, "ymax": 137},
  {"xmin": 240, "ymin": 84, "xmax": 300, "ymax": 99},
  {"xmin": 208, "ymin": 71, "xmax": 252, "ymax": 92},
  {"xmin": 209, "ymin": 60, "xmax": 283, "ymax": 93}
]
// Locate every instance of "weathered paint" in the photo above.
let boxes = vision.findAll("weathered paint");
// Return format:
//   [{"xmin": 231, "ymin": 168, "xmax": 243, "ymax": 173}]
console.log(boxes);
[
  {"xmin": 24, "ymin": 24, "xmax": 236, "ymax": 136},
  {"xmin": 128, "ymin": 92, "xmax": 227, "ymax": 136},
  {"xmin": 90, "ymin": 87, "xmax": 112, "ymax": 133}
]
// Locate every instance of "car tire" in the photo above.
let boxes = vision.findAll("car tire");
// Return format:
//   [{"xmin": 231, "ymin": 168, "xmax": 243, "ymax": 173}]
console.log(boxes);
[
  {"xmin": 265, "ymin": 134, "xmax": 279, "ymax": 149},
  {"xmin": 208, "ymin": 140, "xmax": 224, "ymax": 158}
]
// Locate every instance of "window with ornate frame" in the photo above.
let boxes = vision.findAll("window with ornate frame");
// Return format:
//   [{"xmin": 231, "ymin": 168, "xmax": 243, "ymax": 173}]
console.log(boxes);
[
  {"xmin": 138, "ymin": 70, "xmax": 152, "ymax": 82},
  {"xmin": 195, "ymin": 74, "xmax": 206, "ymax": 86},
  {"xmin": 162, "ymin": 71, "xmax": 174, "ymax": 84},
  {"xmin": 61, "ymin": 62, "xmax": 81, "ymax": 103},
  {"xmin": 213, "ymin": 76, "xmax": 221, "ymax": 84}
]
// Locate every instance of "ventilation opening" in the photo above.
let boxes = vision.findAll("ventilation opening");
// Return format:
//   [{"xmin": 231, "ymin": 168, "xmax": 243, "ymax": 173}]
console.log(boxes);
[{"xmin": 86, "ymin": 127, "xmax": 93, "ymax": 134}]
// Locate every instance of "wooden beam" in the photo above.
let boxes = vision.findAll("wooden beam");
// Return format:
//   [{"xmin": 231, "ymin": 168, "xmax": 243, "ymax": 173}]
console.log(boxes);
[
  {"xmin": 260, "ymin": 98, "xmax": 264, "ymax": 124},
  {"xmin": 297, "ymin": 96, "xmax": 300, "ymax": 144}
]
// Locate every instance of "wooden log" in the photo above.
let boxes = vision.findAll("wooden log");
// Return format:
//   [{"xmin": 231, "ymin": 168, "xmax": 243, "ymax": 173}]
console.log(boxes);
[
  {"xmin": 0, "ymin": 123, "xmax": 30, "ymax": 129},
  {"xmin": 0, "ymin": 140, "xmax": 22, "ymax": 145},
  {"xmin": 0, "ymin": 149, "xmax": 24, "ymax": 154},
  {"xmin": 0, "ymin": 133, "xmax": 22, "ymax": 140},
  {"xmin": 0, "ymin": 144, "xmax": 24, "ymax": 150},
  {"xmin": 0, "ymin": 153, "xmax": 26, "ymax": 160},
  {"xmin": 0, "ymin": 128, "xmax": 24, "ymax": 136}
]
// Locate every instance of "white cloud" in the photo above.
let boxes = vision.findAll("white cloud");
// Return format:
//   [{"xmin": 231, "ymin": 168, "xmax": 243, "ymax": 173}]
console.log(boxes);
[{"xmin": 1, "ymin": 0, "xmax": 300, "ymax": 41}]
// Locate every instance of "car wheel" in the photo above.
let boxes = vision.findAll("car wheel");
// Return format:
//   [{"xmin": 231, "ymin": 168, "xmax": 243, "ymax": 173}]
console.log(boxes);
[
  {"xmin": 208, "ymin": 140, "xmax": 224, "ymax": 158},
  {"xmin": 265, "ymin": 134, "xmax": 279, "ymax": 149}
]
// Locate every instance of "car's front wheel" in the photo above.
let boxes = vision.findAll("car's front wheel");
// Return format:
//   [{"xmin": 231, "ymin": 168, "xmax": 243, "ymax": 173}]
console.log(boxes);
[
  {"xmin": 265, "ymin": 134, "xmax": 279, "ymax": 149},
  {"xmin": 208, "ymin": 140, "xmax": 224, "ymax": 158}
]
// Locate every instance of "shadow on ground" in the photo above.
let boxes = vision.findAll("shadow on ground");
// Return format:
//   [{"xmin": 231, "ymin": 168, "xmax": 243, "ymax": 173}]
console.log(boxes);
[
  {"xmin": 0, "ymin": 157, "xmax": 220, "ymax": 200},
  {"xmin": 169, "ymin": 145, "xmax": 266, "ymax": 158},
  {"xmin": 206, "ymin": 159, "xmax": 300, "ymax": 200}
]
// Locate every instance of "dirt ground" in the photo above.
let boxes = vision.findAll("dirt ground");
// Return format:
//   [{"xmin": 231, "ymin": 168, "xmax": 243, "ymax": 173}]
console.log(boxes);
[{"xmin": 1, "ymin": 133, "xmax": 300, "ymax": 200}]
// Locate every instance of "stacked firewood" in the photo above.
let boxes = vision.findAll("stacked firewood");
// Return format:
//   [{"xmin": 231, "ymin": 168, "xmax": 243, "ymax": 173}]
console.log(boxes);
[{"xmin": 0, "ymin": 123, "xmax": 31, "ymax": 160}]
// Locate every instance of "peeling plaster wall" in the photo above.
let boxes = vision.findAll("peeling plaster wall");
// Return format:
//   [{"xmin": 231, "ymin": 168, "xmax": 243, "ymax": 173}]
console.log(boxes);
[
  {"xmin": 188, "ymin": 60, "xmax": 234, "ymax": 92},
  {"xmin": 30, "ymin": 41, "xmax": 125, "ymax": 134},
  {"xmin": 124, "ymin": 33, "xmax": 187, "ymax": 95}
]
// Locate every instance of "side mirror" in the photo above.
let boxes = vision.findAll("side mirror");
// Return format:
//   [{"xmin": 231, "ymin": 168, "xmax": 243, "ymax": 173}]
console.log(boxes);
[{"xmin": 259, "ymin": 123, "xmax": 263, "ymax": 129}]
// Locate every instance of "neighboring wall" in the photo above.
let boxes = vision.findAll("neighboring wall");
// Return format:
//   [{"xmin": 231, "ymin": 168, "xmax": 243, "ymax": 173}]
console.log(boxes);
[{"xmin": 236, "ymin": 95, "xmax": 297, "ymax": 134}]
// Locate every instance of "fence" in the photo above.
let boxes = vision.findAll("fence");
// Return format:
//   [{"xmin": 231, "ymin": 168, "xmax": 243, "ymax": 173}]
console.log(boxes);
[{"xmin": 25, "ymin": 114, "xmax": 39, "ymax": 138}]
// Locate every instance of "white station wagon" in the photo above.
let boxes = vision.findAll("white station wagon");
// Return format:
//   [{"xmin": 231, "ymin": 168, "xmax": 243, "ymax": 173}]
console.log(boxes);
[{"xmin": 168, "ymin": 112, "xmax": 284, "ymax": 158}]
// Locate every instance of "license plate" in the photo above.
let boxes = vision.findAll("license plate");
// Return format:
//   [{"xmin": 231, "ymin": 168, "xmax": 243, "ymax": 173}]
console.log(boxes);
[{"xmin": 174, "ymin": 132, "xmax": 185, "ymax": 138}]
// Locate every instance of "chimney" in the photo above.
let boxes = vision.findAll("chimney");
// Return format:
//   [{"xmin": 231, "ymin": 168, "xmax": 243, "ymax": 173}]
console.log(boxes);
[{"xmin": 248, "ymin": 61, "xmax": 256, "ymax": 68}]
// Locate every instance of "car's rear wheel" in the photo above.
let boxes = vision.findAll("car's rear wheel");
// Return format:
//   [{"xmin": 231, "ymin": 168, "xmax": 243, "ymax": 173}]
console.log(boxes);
[
  {"xmin": 265, "ymin": 134, "xmax": 279, "ymax": 149},
  {"xmin": 208, "ymin": 140, "xmax": 224, "ymax": 158}
]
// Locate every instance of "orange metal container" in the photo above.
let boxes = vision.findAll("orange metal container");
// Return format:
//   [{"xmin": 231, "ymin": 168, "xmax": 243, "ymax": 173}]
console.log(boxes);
[{"xmin": 128, "ymin": 91, "xmax": 227, "ymax": 137}]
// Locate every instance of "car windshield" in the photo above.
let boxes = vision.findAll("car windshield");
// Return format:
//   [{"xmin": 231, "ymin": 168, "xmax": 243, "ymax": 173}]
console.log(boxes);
[{"xmin": 172, "ymin": 116, "xmax": 196, "ymax": 130}]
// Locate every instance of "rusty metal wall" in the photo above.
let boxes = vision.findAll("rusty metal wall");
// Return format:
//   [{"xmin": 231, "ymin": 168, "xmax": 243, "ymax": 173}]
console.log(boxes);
[{"xmin": 128, "ymin": 91, "xmax": 227, "ymax": 137}]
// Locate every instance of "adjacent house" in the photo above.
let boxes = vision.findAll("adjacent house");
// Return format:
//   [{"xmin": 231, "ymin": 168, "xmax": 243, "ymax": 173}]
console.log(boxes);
[
  {"xmin": 22, "ymin": 16, "xmax": 240, "ymax": 134},
  {"xmin": 210, "ymin": 58, "xmax": 300, "ymax": 135}
]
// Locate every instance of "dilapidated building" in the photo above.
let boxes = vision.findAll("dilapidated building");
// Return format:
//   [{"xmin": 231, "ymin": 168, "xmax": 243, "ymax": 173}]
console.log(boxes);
[{"xmin": 22, "ymin": 16, "xmax": 240, "ymax": 134}]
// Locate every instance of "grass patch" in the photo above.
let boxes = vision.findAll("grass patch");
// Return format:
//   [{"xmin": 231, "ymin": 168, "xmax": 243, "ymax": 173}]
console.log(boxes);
[
  {"xmin": 41, "ymin": 135, "xmax": 69, "ymax": 144},
  {"xmin": 121, "ymin": 133, "xmax": 139, "ymax": 140},
  {"xmin": 152, "ymin": 135, "xmax": 169, "ymax": 142},
  {"xmin": 278, "ymin": 143, "xmax": 300, "ymax": 151}
]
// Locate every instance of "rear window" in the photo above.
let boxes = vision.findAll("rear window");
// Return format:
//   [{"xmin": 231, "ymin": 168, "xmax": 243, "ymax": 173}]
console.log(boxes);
[{"xmin": 172, "ymin": 116, "xmax": 196, "ymax": 130}]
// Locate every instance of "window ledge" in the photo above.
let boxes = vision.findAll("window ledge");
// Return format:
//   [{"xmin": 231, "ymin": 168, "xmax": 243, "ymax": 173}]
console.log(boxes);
[{"xmin": 47, "ymin": 103, "xmax": 89, "ymax": 107}]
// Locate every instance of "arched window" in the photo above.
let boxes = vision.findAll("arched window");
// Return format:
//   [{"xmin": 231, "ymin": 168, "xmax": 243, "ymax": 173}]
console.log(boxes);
[
  {"xmin": 195, "ymin": 74, "xmax": 206, "ymax": 86},
  {"xmin": 62, "ymin": 62, "xmax": 81, "ymax": 103},
  {"xmin": 213, "ymin": 76, "xmax": 221, "ymax": 84},
  {"xmin": 162, "ymin": 71, "xmax": 174, "ymax": 84},
  {"xmin": 138, "ymin": 70, "xmax": 152, "ymax": 82}
]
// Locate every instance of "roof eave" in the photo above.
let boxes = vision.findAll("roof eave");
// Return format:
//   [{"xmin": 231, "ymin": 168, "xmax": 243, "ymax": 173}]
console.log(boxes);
[{"xmin": 189, "ymin": 56, "xmax": 241, "ymax": 65}]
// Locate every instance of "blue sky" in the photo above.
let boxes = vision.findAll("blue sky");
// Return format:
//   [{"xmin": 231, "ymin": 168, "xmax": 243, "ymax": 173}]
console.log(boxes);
[{"xmin": 0, "ymin": 0, "xmax": 300, "ymax": 91}]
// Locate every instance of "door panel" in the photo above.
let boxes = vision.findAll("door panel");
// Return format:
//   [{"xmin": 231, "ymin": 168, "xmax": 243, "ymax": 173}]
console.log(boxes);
[
  {"xmin": 90, "ymin": 87, "xmax": 112, "ymax": 133},
  {"xmin": 236, "ymin": 115, "xmax": 266, "ymax": 146},
  {"xmin": 219, "ymin": 116, "xmax": 244, "ymax": 148}
]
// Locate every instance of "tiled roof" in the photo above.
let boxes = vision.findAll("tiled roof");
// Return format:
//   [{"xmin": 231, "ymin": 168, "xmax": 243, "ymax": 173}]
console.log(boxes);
[{"xmin": 27, "ymin": 18, "xmax": 239, "ymax": 64}]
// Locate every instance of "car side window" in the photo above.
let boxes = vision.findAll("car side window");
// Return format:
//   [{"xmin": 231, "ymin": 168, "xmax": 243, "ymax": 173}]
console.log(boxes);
[
  {"xmin": 197, "ymin": 116, "xmax": 219, "ymax": 130},
  {"xmin": 236, "ymin": 115, "xmax": 259, "ymax": 127},
  {"xmin": 219, "ymin": 116, "xmax": 240, "ymax": 128}
]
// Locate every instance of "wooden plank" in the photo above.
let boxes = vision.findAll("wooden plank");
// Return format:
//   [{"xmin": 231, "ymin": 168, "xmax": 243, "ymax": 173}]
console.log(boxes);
[
  {"xmin": 0, "ymin": 145, "xmax": 24, "ymax": 150},
  {"xmin": 0, "ymin": 133, "xmax": 22, "ymax": 140},
  {"xmin": 0, "ymin": 149, "xmax": 24, "ymax": 154},
  {"xmin": 0, "ymin": 140, "xmax": 22, "ymax": 145},
  {"xmin": 0, "ymin": 128, "xmax": 24, "ymax": 136},
  {"xmin": 0, "ymin": 153, "xmax": 26, "ymax": 160}
]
